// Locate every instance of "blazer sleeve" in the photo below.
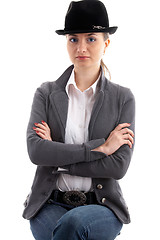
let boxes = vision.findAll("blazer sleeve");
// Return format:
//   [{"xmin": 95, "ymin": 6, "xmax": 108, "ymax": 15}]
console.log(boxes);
[
  {"xmin": 62, "ymin": 88, "xmax": 135, "ymax": 180},
  {"xmin": 27, "ymin": 85, "xmax": 105, "ymax": 167}
]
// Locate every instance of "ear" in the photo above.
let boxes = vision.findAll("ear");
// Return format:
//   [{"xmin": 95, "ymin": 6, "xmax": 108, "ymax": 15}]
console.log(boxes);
[
  {"xmin": 105, "ymin": 39, "xmax": 110, "ymax": 48},
  {"xmin": 103, "ymin": 39, "xmax": 110, "ymax": 54}
]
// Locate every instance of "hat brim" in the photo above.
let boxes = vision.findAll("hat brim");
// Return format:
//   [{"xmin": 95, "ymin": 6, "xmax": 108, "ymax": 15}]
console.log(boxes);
[{"xmin": 55, "ymin": 26, "xmax": 118, "ymax": 35}]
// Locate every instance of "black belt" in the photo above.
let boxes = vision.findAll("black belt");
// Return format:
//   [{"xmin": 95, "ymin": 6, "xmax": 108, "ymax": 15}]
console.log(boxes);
[{"xmin": 50, "ymin": 190, "xmax": 98, "ymax": 207}]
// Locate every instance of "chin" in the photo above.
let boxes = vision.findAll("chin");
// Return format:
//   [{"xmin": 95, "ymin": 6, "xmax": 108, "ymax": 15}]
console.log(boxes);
[{"xmin": 74, "ymin": 61, "xmax": 93, "ymax": 68}]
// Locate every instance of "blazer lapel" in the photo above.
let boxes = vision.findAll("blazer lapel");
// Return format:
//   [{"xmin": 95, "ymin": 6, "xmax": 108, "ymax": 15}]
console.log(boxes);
[
  {"xmin": 49, "ymin": 65, "xmax": 74, "ymax": 140},
  {"xmin": 50, "ymin": 90, "xmax": 68, "ymax": 135},
  {"xmin": 88, "ymin": 90, "xmax": 104, "ymax": 140},
  {"xmin": 88, "ymin": 70, "xmax": 107, "ymax": 140}
]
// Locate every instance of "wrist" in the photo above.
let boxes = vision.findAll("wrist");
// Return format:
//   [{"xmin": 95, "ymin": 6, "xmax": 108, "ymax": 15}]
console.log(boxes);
[
  {"xmin": 99, "ymin": 145, "xmax": 105, "ymax": 153},
  {"xmin": 92, "ymin": 145, "xmax": 105, "ymax": 153},
  {"xmin": 100, "ymin": 143, "xmax": 110, "ymax": 155}
]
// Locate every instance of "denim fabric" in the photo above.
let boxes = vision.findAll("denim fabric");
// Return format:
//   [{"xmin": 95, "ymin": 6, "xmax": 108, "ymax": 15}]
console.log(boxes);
[{"xmin": 30, "ymin": 201, "xmax": 123, "ymax": 240}]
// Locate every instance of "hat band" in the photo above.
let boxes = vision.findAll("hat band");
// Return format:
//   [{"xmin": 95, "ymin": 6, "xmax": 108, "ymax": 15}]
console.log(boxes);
[
  {"xmin": 92, "ymin": 25, "xmax": 106, "ymax": 30},
  {"xmin": 65, "ymin": 25, "xmax": 108, "ymax": 32}
]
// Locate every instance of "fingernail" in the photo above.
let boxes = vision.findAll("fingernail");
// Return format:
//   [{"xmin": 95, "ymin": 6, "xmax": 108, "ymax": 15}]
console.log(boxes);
[
  {"xmin": 33, "ymin": 127, "xmax": 36, "ymax": 130},
  {"xmin": 36, "ymin": 131, "xmax": 39, "ymax": 133},
  {"xmin": 41, "ymin": 121, "xmax": 45, "ymax": 124},
  {"xmin": 34, "ymin": 123, "xmax": 38, "ymax": 126}
]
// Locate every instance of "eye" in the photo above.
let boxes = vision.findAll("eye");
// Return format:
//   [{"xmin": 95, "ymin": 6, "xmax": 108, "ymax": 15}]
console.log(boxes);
[
  {"xmin": 69, "ymin": 38, "xmax": 78, "ymax": 43},
  {"xmin": 87, "ymin": 37, "xmax": 96, "ymax": 42}
]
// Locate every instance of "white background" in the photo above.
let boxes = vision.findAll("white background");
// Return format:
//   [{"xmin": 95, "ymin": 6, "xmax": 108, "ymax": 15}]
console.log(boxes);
[{"xmin": 0, "ymin": 0, "xmax": 160, "ymax": 239}]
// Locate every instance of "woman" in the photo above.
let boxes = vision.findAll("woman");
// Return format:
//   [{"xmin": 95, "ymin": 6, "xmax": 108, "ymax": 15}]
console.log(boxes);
[{"xmin": 23, "ymin": 1, "xmax": 135, "ymax": 239}]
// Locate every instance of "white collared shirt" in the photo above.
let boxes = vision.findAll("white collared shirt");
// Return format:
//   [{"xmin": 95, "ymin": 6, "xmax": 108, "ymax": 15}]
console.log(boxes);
[{"xmin": 56, "ymin": 69, "xmax": 100, "ymax": 192}]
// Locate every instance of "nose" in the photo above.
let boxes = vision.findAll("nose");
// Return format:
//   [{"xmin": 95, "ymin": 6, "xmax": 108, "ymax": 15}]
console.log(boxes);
[{"xmin": 77, "ymin": 39, "xmax": 87, "ymax": 53}]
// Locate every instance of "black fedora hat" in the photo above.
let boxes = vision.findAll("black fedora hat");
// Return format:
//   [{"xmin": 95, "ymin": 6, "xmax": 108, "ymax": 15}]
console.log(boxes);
[{"xmin": 56, "ymin": 0, "xmax": 118, "ymax": 35}]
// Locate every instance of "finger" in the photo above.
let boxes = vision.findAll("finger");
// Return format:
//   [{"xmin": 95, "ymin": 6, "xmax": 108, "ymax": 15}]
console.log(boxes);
[
  {"xmin": 121, "ymin": 128, "xmax": 134, "ymax": 137},
  {"xmin": 115, "ymin": 123, "xmax": 131, "ymax": 131},
  {"xmin": 36, "ymin": 130, "xmax": 52, "ymax": 141},
  {"xmin": 33, "ymin": 127, "xmax": 46, "ymax": 135},
  {"xmin": 36, "ymin": 131, "xmax": 47, "ymax": 140},
  {"xmin": 123, "ymin": 133, "xmax": 134, "ymax": 145},
  {"xmin": 124, "ymin": 139, "xmax": 133, "ymax": 149},
  {"xmin": 34, "ymin": 123, "xmax": 46, "ymax": 130},
  {"xmin": 41, "ymin": 121, "xmax": 51, "ymax": 131},
  {"xmin": 41, "ymin": 120, "xmax": 48, "ymax": 127}
]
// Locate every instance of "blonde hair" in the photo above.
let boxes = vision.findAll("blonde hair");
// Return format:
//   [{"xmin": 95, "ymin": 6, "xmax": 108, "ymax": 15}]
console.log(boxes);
[{"xmin": 101, "ymin": 32, "xmax": 111, "ymax": 80}]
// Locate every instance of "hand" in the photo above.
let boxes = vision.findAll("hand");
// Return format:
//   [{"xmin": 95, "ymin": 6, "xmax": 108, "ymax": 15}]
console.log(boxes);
[
  {"xmin": 92, "ymin": 123, "xmax": 134, "ymax": 155},
  {"xmin": 33, "ymin": 121, "xmax": 52, "ymax": 141}
]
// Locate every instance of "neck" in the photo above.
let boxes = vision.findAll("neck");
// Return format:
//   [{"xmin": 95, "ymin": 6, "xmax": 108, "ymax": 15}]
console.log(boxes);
[{"xmin": 74, "ymin": 64, "xmax": 101, "ymax": 92}]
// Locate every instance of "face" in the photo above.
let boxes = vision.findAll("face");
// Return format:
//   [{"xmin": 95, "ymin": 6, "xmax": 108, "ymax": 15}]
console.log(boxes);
[{"xmin": 66, "ymin": 32, "xmax": 110, "ymax": 69}]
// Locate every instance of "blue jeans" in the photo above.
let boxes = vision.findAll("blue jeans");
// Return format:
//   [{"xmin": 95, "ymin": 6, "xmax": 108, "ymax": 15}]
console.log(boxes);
[{"xmin": 30, "ymin": 201, "xmax": 123, "ymax": 240}]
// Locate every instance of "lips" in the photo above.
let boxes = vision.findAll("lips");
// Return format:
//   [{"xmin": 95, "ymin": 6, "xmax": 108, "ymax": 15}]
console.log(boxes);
[{"xmin": 76, "ymin": 56, "xmax": 90, "ymax": 60}]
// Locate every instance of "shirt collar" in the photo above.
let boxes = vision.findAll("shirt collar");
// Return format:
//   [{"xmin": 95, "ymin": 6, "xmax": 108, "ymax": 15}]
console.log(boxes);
[{"xmin": 65, "ymin": 69, "xmax": 101, "ymax": 96}]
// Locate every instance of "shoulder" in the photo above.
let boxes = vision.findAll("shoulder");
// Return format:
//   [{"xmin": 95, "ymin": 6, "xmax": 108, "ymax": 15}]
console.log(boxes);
[
  {"xmin": 35, "ymin": 65, "xmax": 74, "ymax": 96},
  {"xmin": 104, "ymin": 78, "xmax": 135, "ymax": 104},
  {"xmin": 34, "ymin": 81, "xmax": 57, "ymax": 99},
  {"xmin": 38, "ymin": 81, "xmax": 56, "ymax": 94}
]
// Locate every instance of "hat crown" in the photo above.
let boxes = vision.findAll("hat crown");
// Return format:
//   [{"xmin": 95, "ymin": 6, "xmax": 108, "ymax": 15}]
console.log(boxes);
[
  {"xmin": 65, "ymin": 1, "xmax": 109, "ymax": 31},
  {"xmin": 56, "ymin": 0, "xmax": 117, "ymax": 35}
]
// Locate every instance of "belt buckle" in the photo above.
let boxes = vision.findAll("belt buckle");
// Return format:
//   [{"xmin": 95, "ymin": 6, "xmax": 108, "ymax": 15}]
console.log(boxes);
[{"xmin": 63, "ymin": 191, "xmax": 87, "ymax": 207}]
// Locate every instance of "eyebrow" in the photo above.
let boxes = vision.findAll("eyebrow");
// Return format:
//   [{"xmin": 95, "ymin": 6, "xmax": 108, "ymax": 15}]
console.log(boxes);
[{"xmin": 68, "ymin": 33, "xmax": 97, "ymax": 37}]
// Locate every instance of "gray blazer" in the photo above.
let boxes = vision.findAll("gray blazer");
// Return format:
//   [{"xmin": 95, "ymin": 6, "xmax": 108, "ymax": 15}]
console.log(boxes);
[{"xmin": 23, "ymin": 65, "xmax": 135, "ymax": 224}]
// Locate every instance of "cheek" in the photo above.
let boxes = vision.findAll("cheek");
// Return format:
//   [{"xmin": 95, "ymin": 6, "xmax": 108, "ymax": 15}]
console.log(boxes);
[
  {"xmin": 92, "ymin": 41, "xmax": 106, "ymax": 59},
  {"xmin": 100, "ymin": 43, "xmax": 106, "ymax": 55},
  {"xmin": 94, "ymin": 46, "xmax": 105, "ymax": 59},
  {"xmin": 67, "ymin": 45, "xmax": 74, "ymax": 60}
]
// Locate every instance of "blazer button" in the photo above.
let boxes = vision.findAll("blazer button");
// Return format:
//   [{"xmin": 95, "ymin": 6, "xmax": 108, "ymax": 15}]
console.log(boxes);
[
  {"xmin": 101, "ymin": 198, "xmax": 106, "ymax": 204},
  {"xmin": 97, "ymin": 184, "xmax": 103, "ymax": 190}
]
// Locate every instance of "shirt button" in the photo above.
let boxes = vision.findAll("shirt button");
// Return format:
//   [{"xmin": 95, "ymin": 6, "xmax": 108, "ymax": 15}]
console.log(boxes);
[
  {"xmin": 97, "ymin": 184, "xmax": 103, "ymax": 190},
  {"xmin": 101, "ymin": 198, "xmax": 106, "ymax": 204}
]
